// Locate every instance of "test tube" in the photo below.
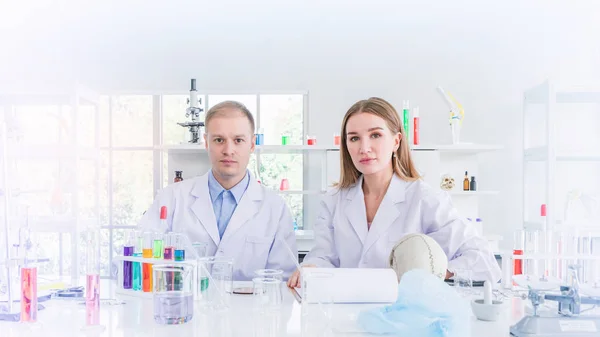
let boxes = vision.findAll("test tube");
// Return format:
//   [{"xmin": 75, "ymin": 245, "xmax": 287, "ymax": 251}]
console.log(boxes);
[
  {"xmin": 163, "ymin": 233, "xmax": 174, "ymax": 260},
  {"xmin": 513, "ymin": 230, "xmax": 524, "ymax": 277},
  {"xmin": 174, "ymin": 234, "xmax": 185, "ymax": 262},
  {"xmin": 20, "ymin": 227, "xmax": 37, "ymax": 323},
  {"xmin": 524, "ymin": 230, "xmax": 539, "ymax": 277},
  {"xmin": 153, "ymin": 233, "xmax": 164, "ymax": 259},
  {"xmin": 142, "ymin": 232, "xmax": 154, "ymax": 292},
  {"xmin": 123, "ymin": 232, "xmax": 134, "ymax": 290},
  {"xmin": 84, "ymin": 228, "xmax": 101, "ymax": 327},
  {"xmin": 132, "ymin": 231, "xmax": 142, "ymax": 291}
]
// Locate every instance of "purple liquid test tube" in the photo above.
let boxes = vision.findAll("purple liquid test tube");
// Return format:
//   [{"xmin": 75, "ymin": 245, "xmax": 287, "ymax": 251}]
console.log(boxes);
[{"xmin": 123, "ymin": 246, "xmax": 134, "ymax": 289}]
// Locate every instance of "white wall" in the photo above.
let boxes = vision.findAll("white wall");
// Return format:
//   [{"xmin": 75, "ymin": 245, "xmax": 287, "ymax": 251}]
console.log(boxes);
[{"xmin": 2, "ymin": 0, "xmax": 600, "ymax": 250}]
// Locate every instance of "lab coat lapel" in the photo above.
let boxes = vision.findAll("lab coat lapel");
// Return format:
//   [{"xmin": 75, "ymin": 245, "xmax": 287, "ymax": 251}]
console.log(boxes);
[
  {"xmin": 190, "ymin": 173, "xmax": 221, "ymax": 246},
  {"xmin": 219, "ymin": 176, "xmax": 262, "ymax": 245},
  {"xmin": 345, "ymin": 175, "xmax": 368, "ymax": 245},
  {"xmin": 362, "ymin": 175, "xmax": 406, "ymax": 254}
]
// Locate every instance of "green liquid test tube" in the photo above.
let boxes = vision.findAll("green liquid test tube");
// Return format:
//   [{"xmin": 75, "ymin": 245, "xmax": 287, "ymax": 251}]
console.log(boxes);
[{"xmin": 154, "ymin": 239, "xmax": 164, "ymax": 259}]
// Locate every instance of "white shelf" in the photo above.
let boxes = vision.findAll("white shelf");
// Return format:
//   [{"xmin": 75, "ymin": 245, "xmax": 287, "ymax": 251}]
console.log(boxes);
[
  {"xmin": 3, "ymin": 216, "xmax": 99, "ymax": 233},
  {"xmin": 524, "ymin": 81, "xmax": 600, "ymax": 104},
  {"xmin": 6, "ymin": 145, "xmax": 99, "ymax": 161},
  {"xmin": 448, "ymin": 190, "xmax": 499, "ymax": 196},
  {"xmin": 158, "ymin": 144, "xmax": 340, "ymax": 154},
  {"xmin": 160, "ymin": 143, "xmax": 502, "ymax": 155},
  {"xmin": 524, "ymin": 146, "xmax": 600, "ymax": 162},
  {"xmin": 412, "ymin": 144, "xmax": 502, "ymax": 154},
  {"xmin": 295, "ymin": 230, "xmax": 315, "ymax": 240},
  {"xmin": 0, "ymin": 85, "xmax": 100, "ymax": 106}
]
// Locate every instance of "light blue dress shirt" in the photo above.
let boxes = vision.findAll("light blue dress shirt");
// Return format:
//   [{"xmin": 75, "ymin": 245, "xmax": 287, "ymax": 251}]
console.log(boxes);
[{"xmin": 208, "ymin": 170, "xmax": 251, "ymax": 239}]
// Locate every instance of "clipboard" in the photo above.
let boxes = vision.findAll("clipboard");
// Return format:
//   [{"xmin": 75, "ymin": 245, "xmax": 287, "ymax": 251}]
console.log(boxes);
[{"xmin": 288, "ymin": 286, "xmax": 302, "ymax": 303}]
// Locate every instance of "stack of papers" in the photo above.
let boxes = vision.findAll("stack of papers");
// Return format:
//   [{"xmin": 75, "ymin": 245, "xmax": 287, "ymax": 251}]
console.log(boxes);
[{"xmin": 290, "ymin": 268, "xmax": 398, "ymax": 304}]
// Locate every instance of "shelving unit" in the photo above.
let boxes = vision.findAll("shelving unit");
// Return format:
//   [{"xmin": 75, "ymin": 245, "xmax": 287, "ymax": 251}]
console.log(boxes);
[
  {"xmin": 0, "ymin": 84, "xmax": 101, "ymax": 285},
  {"xmin": 523, "ymin": 80, "xmax": 600, "ymax": 232},
  {"xmin": 161, "ymin": 141, "xmax": 503, "ymax": 254},
  {"xmin": 412, "ymin": 143, "xmax": 504, "ymax": 250}
]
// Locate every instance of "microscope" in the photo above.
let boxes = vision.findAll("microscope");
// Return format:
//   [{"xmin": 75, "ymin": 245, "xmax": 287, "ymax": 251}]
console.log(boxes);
[
  {"xmin": 177, "ymin": 79, "xmax": 205, "ymax": 144},
  {"xmin": 510, "ymin": 265, "xmax": 600, "ymax": 337}
]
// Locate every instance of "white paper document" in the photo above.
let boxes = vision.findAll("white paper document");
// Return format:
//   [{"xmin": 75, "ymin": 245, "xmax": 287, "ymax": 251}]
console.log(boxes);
[{"xmin": 292, "ymin": 268, "xmax": 398, "ymax": 304}]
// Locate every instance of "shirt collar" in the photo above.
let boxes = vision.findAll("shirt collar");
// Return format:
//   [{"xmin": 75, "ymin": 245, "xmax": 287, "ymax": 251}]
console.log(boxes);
[{"xmin": 208, "ymin": 170, "xmax": 250, "ymax": 204}]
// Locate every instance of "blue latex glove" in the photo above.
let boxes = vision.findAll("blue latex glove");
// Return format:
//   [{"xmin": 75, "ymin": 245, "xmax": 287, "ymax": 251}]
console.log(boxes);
[{"xmin": 357, "ymin": 269, "xmax": 472, "ymax": 337}]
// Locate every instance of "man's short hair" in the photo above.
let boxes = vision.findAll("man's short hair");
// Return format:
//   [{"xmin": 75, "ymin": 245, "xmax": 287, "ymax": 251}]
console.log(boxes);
[{"xmin": 205, "ymin": 100, "xmax": 255, "ymax": 133}]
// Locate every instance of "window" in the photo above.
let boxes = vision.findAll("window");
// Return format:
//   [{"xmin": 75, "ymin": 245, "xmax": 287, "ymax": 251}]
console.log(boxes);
[{"xmin": 1, "ymin": 91, "xmax": 306, "ymax": 279}]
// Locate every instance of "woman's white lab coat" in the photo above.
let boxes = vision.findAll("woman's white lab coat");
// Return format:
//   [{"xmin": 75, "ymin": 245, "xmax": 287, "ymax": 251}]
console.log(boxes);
[
  {"xmin": 137, "ymin": 172, "xmax": 298, "ymax": 281},
  {"xmin": 302, "ymin": 174, "xmax": 502, "ymax": 282}
]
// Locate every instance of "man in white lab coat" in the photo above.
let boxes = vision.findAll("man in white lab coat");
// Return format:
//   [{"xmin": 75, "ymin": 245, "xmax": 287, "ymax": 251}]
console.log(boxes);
[{"xmin": 138, "ymin": 101, "xmax": 298, "ymax": 281}]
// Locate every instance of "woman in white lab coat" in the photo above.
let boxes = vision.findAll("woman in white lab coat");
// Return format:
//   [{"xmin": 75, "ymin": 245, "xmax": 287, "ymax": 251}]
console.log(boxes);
[{"xmin": 287, "ymin": 97, "xmax": 501, "ymax": 287}]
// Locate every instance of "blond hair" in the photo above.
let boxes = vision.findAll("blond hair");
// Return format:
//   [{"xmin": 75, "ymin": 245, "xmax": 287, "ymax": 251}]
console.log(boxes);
[
  {"xmin": 205, "ymin": 100, "xmax": 255, "ymax": 133},
  {"xmin": 337, "ymin": 97, "xmax": 421, "ymax": 188}
]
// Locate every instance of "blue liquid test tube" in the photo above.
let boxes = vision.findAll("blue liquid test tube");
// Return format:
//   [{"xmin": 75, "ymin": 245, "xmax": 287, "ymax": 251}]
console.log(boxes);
[{"xmin": 174, "ymin": 249, "xmax": 185, "ymax": 261}]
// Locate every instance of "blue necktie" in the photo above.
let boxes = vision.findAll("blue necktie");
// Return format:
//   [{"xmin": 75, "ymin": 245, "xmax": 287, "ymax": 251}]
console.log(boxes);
[{"xmin": 218, "ymin": 190, "xmax": 235, "ymax": 239}]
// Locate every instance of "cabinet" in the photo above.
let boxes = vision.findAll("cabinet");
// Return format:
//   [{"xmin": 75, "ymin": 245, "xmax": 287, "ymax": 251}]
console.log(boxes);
[{"xmin": 522, "ymin": 80, "xmax": 600, "ymax": 233}]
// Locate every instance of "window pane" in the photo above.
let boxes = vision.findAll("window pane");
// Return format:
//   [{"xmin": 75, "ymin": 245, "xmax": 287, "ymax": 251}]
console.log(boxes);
[
  {"xmin": 13, "ymin": 161, "xmax": 73, "ymax": 218},
  {"xmin": 12, "ymin": 105, "xmax": 61, "ymax": 146},
  {"xmin": 99, "ymin": 96, "xmax": 110, "ymax": 147},
  {"xmin": 100, "ymin": 229, "xmax": 110, "ymax": 276},
  {"xmin": 31, "ymin": 233, "xmax": 60, "ymax": 276},
  {"xmin": 256, "ymin": 154, "xmax": 303, "ymax": 191},
  {"xmin": 99, "ymin": 151, "xmax": 110, "ymax": 227},
  {"xmin": 207, "ymin": 95, "xmax": 257, "ymax": 132},
  {"xmin": 78, "ymin": 159, "xmax": 99, "ymax": 219},
  {"xmin": 282, "ymin": 194, "xmax": 303, "ymax": 230},
  {"xmin": 259, "ymin": 95, "xmax": 304, "ymax": 145},
  {"xmin": 111, "ymin": 95, "xmax": 153, "ymax": 147},
  {"xmin": 112, "ymin": 151, "xmax": 153, "ymax": 227},
  {"xmin": 163, "ymin": 94, "xmax": 207, "ymax": 145},
  {"xmin": 76, "ymin": 105, "xmax": 96, "ymax": 148},
  {"xmin": 100, "ymin": 229, "xmax": 133, "ymax": 277}
]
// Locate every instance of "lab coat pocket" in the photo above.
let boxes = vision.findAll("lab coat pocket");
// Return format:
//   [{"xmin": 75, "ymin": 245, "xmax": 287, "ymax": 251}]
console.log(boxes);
[{"xmin": 243, "ymin": 235, "xmax": 274, "ymax": 269}]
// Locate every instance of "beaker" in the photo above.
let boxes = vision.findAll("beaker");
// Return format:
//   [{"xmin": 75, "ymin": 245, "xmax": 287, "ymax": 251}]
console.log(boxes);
[
  {"xmin": 197, "ymin": 257, "xmax": 233, "ymax": 311},
  {"xmin": 333, "ymin": 133, "xmax": 341, "ymax": 146},
  {"xmin": 253, "ymin": 277, "xmax": 283, "ymax": 311},
  {"xmin": 153, "ymin": 263, "xmax": 194, "ymax": 325},
  {"xmin": 254, "ymin": 269, "xmax": 283, "ymax": 310},
  {"xmin": 192, "ymin": 242, "xmax": 208, "ymax": 259},
  {"xmin": 452, "ymin": 269, "xmax": 473, "ymax": 297},
  {"xmin": 279, "ymin": 178, "xmax": 289, "ymax": 191},
  {"xmin": 255, "ymin": 269, "xmax": 283, "ymax": 281}
]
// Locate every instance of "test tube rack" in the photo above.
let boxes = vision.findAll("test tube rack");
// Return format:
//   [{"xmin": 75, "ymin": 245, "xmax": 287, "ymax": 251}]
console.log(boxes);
[
  {"xmin": 112, "ymin": 232, "xmax": 203, "ymax": 299},
  {"xmin": 500, "ymin": 252, "xmax": 600, "ymax": 294}
]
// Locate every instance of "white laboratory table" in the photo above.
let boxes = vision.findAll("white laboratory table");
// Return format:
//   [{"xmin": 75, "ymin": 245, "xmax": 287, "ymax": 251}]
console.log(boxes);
[{"xmin": 2, "ymin": 280, "xmax": 527, "ymax": 337}]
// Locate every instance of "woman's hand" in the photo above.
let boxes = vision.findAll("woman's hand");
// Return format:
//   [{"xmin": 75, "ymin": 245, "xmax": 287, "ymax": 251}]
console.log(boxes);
[
  {"xmin": 445, "ymin": 270, "xmax": 454, "ymax": 280},
  {"xmin": 286, "ymin": 264, "xmax": 317, "ymax": 288}
]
